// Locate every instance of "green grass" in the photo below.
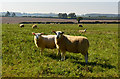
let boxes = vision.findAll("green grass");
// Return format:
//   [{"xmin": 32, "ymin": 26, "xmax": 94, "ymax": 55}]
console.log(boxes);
[{"xmin": 2, "ymin": 24, "xmax": 118, "ymax": 77}]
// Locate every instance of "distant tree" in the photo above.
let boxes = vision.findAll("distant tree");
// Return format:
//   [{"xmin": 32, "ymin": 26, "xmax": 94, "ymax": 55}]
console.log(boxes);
[
  {"xmin": 77, "ymin": 17, "xmax": 83, "ymax": 23},
  {"xmin": 58, "ymin": 13, "xmax": 62, "ymax": 18},
  {"xmin": 68, "ymin": 13, "xmax": 76, "ymax": 18},
  {"xmin": 62, "ymin": 13, "xmax": 67, "ymax": 18},
  {"xmin": 12, "ymin": 12, "xmax": 16, "ymax": 17},
  {"xmin": 58, "ymin": 13, "xmax": 67, "ymax": 19},
  {"xmin": 5, "ymin": 11, "xmax": 10, "ymax": 17}
]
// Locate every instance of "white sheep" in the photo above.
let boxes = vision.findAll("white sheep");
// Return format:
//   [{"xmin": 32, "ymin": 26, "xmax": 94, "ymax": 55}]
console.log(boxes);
[
  {"xmin": 19, "ymin": 24, "xmax": 24, "ymax": 28},
  {"xmin": 32, "ymin": 24, "xmax": 37, "ymax": 29},
  {"xmin": 78, "ymin": 29, "xmax": 87, "ymax": 33},
  {"xmin": 53, "ymin": 31, "xmax": 89, "ymax": 63},
  {"xmin": 32, "ymin": 32, "xmax": 60, "ymax": 55},
  {"xmin": 78, "ymin": 24, "xmax": 83, "ymax": 27}
]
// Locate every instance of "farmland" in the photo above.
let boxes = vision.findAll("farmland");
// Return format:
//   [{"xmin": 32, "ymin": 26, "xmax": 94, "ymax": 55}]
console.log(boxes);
[
  {"xmin": 2, "ymin": 24, "xmax": 119, "ymax": 77},
  {"xmin": 2, "ymin": 17, "xmax": 118, "ymax": 24}
]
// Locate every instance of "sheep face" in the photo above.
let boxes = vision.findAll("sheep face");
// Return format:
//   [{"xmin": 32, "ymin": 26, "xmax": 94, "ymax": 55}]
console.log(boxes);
[
  {"xmin": 53, "ymin": 31, "xmax": 64, "ymax": 39},
  {"xmin": 84, "ymin": 29, "xmax": 87, "ymax": 32},
  {"xmin": 32, "ymin": 32, "xmax": 43, "ymax": 40}
]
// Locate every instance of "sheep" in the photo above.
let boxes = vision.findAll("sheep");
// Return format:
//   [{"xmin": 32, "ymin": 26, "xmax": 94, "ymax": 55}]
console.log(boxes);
[
  {"xmin": 78, "ymin": 29, "xmax": 87, "ymax": 33},
  {"xmin": 19, "ymin": 24, "xmax": 24, "ymax": 28},
  {"xmin": 32, "ymin": 32, "xmax": 60, "ymax": 55},
  {"xmin": 78, "ymin": 24, "xmax": 83, "ymax": 27},
  {"xmin": 32, "ymin": 24, "xmax": 37, "ymax": 29},
  {"xmin": 53, "ymin": 31, "xmax": 89, "ymax": 63},
  {"xmin": 50, "ymin": 23, "xmax": 55, "ymax": 24}
]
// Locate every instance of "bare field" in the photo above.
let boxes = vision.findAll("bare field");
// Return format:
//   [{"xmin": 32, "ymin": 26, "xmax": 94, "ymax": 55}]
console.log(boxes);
[{"xmin": 1, "ymin": 17, "xmax": 118, "ymax": 24}]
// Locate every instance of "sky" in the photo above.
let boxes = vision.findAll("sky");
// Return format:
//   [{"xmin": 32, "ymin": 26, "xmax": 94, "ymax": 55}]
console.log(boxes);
[
  {"xmin": 0, "ymin": 0, "xmax": 119, "ymax": 15},
  {"xmin": 0, "ymin": 0, "xmax": 119, "ymax": 2}
]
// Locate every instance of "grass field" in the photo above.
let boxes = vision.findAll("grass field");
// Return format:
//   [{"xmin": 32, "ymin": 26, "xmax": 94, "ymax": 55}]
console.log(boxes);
[{"xmin": 2, "ymin": 24, "xmax": 119, "ymax": 77}]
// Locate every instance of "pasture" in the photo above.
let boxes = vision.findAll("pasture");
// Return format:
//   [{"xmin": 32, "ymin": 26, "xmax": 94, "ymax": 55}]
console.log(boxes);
[{"xmin": 2, "ymin": 24, "xmax": 118, "ymax": 77}]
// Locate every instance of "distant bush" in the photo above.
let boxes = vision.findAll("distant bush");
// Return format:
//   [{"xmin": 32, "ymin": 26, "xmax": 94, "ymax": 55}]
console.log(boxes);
[{"xmin": 19, "ymin": 22, "xmax": 74, "ymax": 24}]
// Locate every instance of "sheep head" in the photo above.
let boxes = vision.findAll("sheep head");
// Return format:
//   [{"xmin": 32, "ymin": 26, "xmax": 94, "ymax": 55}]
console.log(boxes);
[
  {"xmin": 84, "ymin": 29, "xmax": 87, "ymax": 32},
  {"xmin": 53, "ymin": 31, "xmax": 64, "ymax": 39},
  {"xmin": 32, "ymin": 32, "xmax": 44, "ymax": 40}
]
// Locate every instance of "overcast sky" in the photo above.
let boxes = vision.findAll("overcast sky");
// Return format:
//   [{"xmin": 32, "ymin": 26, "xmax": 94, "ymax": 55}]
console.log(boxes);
[
  {"xmin": 0, "ymin": 0, "xmax": 119, "ymax": 15},
  {"xmin": 0, "ymin": 0, "xmax": 119, "ymax": 2}
]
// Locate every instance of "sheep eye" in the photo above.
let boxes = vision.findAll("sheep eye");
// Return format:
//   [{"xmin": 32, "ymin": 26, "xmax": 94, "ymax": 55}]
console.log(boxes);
[
  {"xmin": 38, "ymin": 34, "xmax": 41, "ymax": 36},
  {"xmin": 36, "ymin": 34, "xmax": 41, "ymax": 39}
]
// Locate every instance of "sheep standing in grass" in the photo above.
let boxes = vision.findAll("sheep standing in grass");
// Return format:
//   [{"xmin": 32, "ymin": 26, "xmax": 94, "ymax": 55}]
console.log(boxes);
[
  {"xmin": 32, "ymin": 32, "xmax": 60, "ymax": 55},
  {"xmin": 19, "ymin": 24, "xmax": 24, "ymax": 28},
  {"xmin": 32, "ymin": 24, "xmax": 37, "ymax": 29},
  {"xmin": 53, "ymin": 31, "xmax": 89, "ymax": 63},
  {"xmin": 79, "ymin": 29, "xmax": 87, "ymax": 33},
  {"xmin": 78, "ymin": 24, "xmax": 83, "ymax": 27}
]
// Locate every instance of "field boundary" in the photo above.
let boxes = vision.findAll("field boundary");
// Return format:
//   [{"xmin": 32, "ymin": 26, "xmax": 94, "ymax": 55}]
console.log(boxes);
[
  {"xmin": 2, "ymin": 17, "xmax": 119, "ymax": 24},
  {"xmin": 19, "ymin": 21, "xmax": 120, "ymax": 24}
]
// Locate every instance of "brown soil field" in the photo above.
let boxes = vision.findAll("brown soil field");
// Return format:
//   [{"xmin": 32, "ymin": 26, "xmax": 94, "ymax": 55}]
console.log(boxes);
[{"xmin": 1, "ymin": 17, "xmax": 118, "ymax": 24}]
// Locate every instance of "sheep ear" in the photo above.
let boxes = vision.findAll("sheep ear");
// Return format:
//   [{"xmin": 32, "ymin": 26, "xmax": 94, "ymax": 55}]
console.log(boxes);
[
  {"xmin": 32, "ymin": 32, "xmax": 36, "ymax": 35},
  {"xmin": 52, "ymin": 31, "xmax": 57, "ymax": 34},
  {"xmin": 61, "ymin": 32, "xmax": 64, "ymax": 34},
  {"xmin": 52, "ymin": 31, "xmax": 56, "ymax": 33}
]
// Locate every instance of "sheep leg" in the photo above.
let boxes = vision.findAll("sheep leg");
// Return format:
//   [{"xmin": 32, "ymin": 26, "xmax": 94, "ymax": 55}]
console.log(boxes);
[
  {"xmin": 85, "ymin": 52, "xmax": 88, "ymax": 64},
  {"xmin": 57, "ymin": 49, "xmax": 60, "ymax": 55},
  {"xmin": 61, "ymin": 52, "xmax": 65, "ymax": 61},
  {"xmin": 40, "ymin": 48, "xmax": 44, "ymax": 55}
]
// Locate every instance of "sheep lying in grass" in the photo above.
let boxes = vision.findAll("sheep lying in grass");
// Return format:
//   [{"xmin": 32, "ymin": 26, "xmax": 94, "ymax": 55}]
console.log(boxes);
[
  {"xmin": 78, "ymin": 24, "xmax": 83, "ymax": 27},
  {"xmin": 19, "ymin": 24, "xmax": 24, "ymax": 28},
  {"xmin": 32, "ymin": 24, "xmax": 37, "ymax": 29},
  {"xmin": 78, "ymin": 29, "xmax": 87, "ymax": 33},
  {"xmin": 53, "ymin": 31, "xmax": 89, "ymax": 63},
  {"xmin": 32, "ymin": 32, "xmax": 60, "ymax": 55}
]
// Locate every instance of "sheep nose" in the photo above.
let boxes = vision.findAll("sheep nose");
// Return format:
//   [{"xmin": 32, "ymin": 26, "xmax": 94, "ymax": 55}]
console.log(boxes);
[
  {"xmin": 36, "ymin": 36, "xmax": 39, "ymax": 39},
  {"xmin": 57, "ymin": 36, "xmax": 59, "ymax": 39}
]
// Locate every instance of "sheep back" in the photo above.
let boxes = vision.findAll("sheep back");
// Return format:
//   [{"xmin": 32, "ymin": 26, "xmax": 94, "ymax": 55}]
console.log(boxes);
[
  {"xmin": 32, "ymin": 24, "xmax": 37, "ymax": 28},
  {"xmin": 34, "ymin": 35, "xmax": 56, "ymax": 49},
  {"xmin": 56, "ymin": 35, "xmax": 89, "ymax": 54},
  {"xmin": 19, "ymin": 24, "xmax": 24, "ymax": 27},
  {"xmin": 78, "ymin": 24, "xmax": 83, "ymax": 27}
]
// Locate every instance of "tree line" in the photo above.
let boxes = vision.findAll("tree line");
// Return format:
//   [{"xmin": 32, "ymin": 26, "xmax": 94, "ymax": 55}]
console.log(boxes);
[
  {"xmin": 4, "ymin": 11, "xmax": 83, "ymax": 23},
  {"xmin": 5, "ymin": 11, "xmax": 77, "ymax": 19},
  {"xmin": 5, "ymin": 11, "xmax": 16, "ymax": 17},
  {"xmin": 58, "ymin": 13, "xmax": 83, "ymax": 23},
  {"xmin": 58, "ymin": 13, "xmax": 76, "ymax": 19}
]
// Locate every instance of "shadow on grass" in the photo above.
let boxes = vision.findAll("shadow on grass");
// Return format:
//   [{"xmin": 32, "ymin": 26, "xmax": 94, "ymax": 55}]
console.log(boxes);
[
  {"xmin": 72, "ymin": 61, "xmax": 116, "ymax": 69},
  {"xmin": 44, "ymin": 52, "xmax": 61, "ymax": 61},
  {"xmin": 44, "ymin": 52, "xmax": 81, "ymax": 61},
  {"xmin": 44, "ymin": 52, "xmax": 116, "ymax": 69}
]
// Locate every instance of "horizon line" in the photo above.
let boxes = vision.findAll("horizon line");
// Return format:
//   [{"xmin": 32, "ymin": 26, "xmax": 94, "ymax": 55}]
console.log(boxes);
[{"xmin": 0, "ymin": 11, "xmax": 118, "ymax": 15}]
